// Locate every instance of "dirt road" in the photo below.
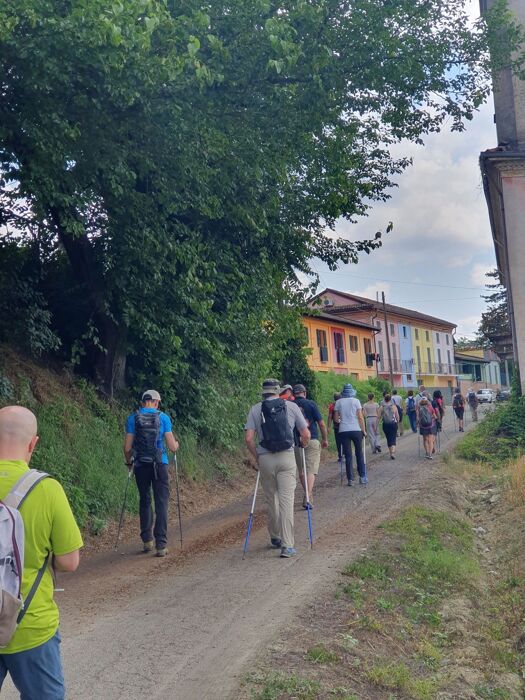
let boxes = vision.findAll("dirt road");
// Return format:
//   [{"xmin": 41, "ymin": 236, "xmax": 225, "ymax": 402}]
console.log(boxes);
[{"xmin": 2, "ymin": 410, "xmax": 480, "ymax": 699}]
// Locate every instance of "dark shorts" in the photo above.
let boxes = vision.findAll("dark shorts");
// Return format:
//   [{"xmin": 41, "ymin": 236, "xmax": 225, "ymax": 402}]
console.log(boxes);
[
  {"xmin": 420, "ymin": 425, "xmax": 437, "ymax": 436},
  {"xmin": 382, "ymin": 421, "xmax": 397, "ymax": 447},
  {"xmin": 454, "ymin": 408, "xmax": 464, "ymax": 419}
]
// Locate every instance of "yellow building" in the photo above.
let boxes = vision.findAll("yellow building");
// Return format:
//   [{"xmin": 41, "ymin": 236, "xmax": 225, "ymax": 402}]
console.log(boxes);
[
  {"xmin": 412, "ymin": 325, "xmax": 435, "ymax": 382},
  {"xmin": 302, "ymin": 312, "xmax": 377, "ymax": 381}
]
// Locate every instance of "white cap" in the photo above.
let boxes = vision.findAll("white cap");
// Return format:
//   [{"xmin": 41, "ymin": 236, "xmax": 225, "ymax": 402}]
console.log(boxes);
[{"xmin": 142, "ymin": 389, "xmax": 161, "ymax": 402}]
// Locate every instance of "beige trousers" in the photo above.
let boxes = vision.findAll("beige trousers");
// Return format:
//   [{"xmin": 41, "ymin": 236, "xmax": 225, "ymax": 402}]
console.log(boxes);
[{"xmin": 258, "ymin": 450, "xmax": 297, "ymax": 549}]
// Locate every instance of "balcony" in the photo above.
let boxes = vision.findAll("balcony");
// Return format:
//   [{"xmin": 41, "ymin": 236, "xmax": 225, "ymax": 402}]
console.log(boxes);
[{"xmin": 378, "ymin": 360, "xmax": 459, "ymax": 376}]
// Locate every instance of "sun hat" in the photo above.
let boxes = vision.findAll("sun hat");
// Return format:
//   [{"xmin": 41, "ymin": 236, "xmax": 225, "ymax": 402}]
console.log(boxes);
[
  {"xmin": 341, "ymin": 383, "xmax": 356, "ymax": 398},
  {"xmin": 262, "ymin": 378, "xmax": 281, "ymax": 395}
]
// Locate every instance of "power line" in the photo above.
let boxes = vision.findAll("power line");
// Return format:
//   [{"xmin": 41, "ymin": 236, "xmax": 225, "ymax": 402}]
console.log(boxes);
[{"xmin": 308, "ymin": 268, "xmax": 487, "ymax": 291}]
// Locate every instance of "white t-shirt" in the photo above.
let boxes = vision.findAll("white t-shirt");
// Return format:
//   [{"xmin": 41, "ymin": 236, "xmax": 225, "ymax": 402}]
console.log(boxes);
[
  {"xmin": 391, "ymin": 395, "xmax": 402, "ymax": 408},
  {"xmin": 334, "ymin": 397, "xmax": 362, "ymax": 432}
]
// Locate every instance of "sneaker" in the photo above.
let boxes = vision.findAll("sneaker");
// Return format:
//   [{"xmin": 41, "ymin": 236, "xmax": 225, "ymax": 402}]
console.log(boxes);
[
  {"xmin": 390, "ymin": 454, "xmax": 395, "ymax": 460},
  {"xmin": 155, "ymin": 548, "xmax": 168, "ymax": 557},
  {"xmin": 377, "ymin": 446, "xmax": 382, "ymax": 452},
  {"xmin": 359, "ymin": 477, "xmax": 368, "ymax": 485},
  {"xmin": 142, "ymin": 540, "xmax": 154, "ymax": 553},
  {"xmin": 347, "ymin": 479, "xmax": 354, "ymax": 487},
  {"xmin": 270, "ymin": 538, "xmax": 282, "ymax": 548},
  {"xmin": 280, "ymin": 547, "xmax": 297, "ymax": 558}
]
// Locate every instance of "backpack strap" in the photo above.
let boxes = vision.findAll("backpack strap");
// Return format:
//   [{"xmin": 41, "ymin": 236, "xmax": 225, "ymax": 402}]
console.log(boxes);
[
  {"xmin": 17, "ymin": 553, "xmax": 50, "ymax": 625},
  {"xmin": 3, "ymin": 470, "xmax": 49, "ymax": 510}
]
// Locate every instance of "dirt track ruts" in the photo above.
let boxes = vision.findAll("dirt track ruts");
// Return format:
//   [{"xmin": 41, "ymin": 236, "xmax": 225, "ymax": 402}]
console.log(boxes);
[{"xmin": 2, "ymin": 409, "xmax": 483, "ymax": 699}]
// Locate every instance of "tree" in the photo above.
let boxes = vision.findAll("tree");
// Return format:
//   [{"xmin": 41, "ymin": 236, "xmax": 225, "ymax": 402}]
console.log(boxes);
[
  {"xmin": 477, "ymin": 269, "xmax": 511, "ymax": 349},
  {"xmin": 1, "ymin": 0, "xmax": 520, "ymax": 411}
]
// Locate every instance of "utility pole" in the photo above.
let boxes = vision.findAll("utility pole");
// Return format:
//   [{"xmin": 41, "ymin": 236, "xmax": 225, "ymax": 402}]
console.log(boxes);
[{"xmin": 382, "ymin": 291, "xmax": 395, "ymax": 388}]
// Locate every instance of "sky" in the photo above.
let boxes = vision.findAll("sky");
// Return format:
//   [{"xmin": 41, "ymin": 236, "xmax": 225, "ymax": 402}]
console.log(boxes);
[{"xmin": 307, "ymin": 1, "xmax": 498, "ymax": 340}]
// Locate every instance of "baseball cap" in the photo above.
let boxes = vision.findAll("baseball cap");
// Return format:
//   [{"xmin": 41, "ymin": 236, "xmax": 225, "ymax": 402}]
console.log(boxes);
[
  {"xmin": 142, "ymin": 389, "xmax": 161, "ymax": 402},
  {"xmin": 292, "ymin": 384, "xmax": 306, "ymax": 395},
  {"xmin": 261, "ymin": 378, "xmax": 281, "ymax": 395},
  {"xmin": 280, "ymin": 384, "xmax": 293, "ymax": 393}
]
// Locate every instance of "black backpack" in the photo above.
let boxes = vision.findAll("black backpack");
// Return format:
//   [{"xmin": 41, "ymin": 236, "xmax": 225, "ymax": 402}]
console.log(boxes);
[
  {"xmin": 453, "ymin": 394, "xmax": 463, "ymax": 409},
  {"xmin": 260, "ymin": 399, "xmax": 294, "ymax": 452},
  {"xmin": 134, "ymin": 411, "xmax": 163, "ymax": 464}
]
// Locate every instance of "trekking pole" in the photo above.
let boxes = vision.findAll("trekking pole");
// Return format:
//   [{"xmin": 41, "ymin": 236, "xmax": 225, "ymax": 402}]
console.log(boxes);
[
  {"xmin": 115, "ymin": 467, "xmax": 133, "ymax": 550},
  {"xmin": 301, "ymin": 448, "xmax": 314, "ymax": 549},
  {"xmin": 173, "ymin": 454, "xmax": 183, "ymax": 550},
  {"xmin": 242, "ymin": 470, "xmax": 260, "ymax": 560}
]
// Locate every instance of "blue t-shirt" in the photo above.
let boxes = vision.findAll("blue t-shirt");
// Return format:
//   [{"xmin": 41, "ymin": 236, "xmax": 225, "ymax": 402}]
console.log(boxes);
[
  {"xmin": 125, "ymin": 408, "xmax": 173, "ymax": 464},
  {"xmin": 294, "ymin": 397, "xmax": 323, "ymax": 440}
]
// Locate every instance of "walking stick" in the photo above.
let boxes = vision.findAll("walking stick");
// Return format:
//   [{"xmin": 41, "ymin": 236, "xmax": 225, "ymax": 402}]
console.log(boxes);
[
  {"xmin": 242, "ymin": 470, "xmax": 260, "ymax": 559},
  {"xmin": 115, "ymin": 467, "xmax": 133, "ymax": 550},
  {"xmin": 173, "ymin": 454, "xmax": 184, "ymax": 550},
  {"xmin": 301, "ymin": 448, "xmax": 314, "ymax": 549}
]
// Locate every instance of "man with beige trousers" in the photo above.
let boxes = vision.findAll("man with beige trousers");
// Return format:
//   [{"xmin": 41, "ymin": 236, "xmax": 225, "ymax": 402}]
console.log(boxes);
[{"xmin": 244, "ymin": 379, "xmax": 310, "ymax": 558}]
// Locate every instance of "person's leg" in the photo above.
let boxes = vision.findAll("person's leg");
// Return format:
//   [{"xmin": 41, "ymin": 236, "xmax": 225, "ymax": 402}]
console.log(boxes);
[
  {"xmin": 351, "ymin": 431, "xmax": 366, "ymax": 480},
  {"xmin": 423, "ymin": 434, "xmax": 430, "ymax": 456},
  {"xmin": 3, "ymin": 630, "xmax": 65, "ymax": 700},
  {"xmin": 258, "ymin": 454, "xmax": 280, "ymax": 543},
  {"xmin": 459, "ymin": 410, "xmax": 464, "ymax": 431},
  {"xmin": 409, "ymin": 411, "xmax": 417, "ymax": 433},
  {"xmin": 134, "ymin": 463, "xmax": 154, "ymax": 544},
  {"xmin": 294, "ymin": 447, "xmax": 305, "ymax": 501},
  {"xmin": 334, "ymin": 429, "xmax": 343, "ymax": 460},
  {"xmin": 304, "ymin": 440, "xmax": 320, "ymax": 505},
  {"xmin": 152, "ymin": 462, "xmax": 170, "ymax": 550},
  {"xmin": 275, "ymin": 453, "xmax": 297, "ymax": 550},
  {"xmin": 398, "ymin": 409, "xmax": 404, "ymax": 436},
  {"xmin": 0, "ymin": 655, "xmax": 8, "ymax": 692},
  {"xmin": 339, "ymin": 431, "xmax": 354, "ymax": 483}
]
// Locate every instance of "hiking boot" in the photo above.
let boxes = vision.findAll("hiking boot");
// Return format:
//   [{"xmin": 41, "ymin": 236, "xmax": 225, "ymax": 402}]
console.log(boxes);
[
  {"xmin": 280, "ymin": 547, "xmax": 297, "ymax": 558},
  {"xmin": 142, "ymin": 540, "xmax": 154, "ymax": 553},
  {"xmin": 270, "ymin": 538, "xmax": 282, "ymax": 548},
  {"xmin": 155, "ymin": 548, "xmax": 168, "ymax": 557}
]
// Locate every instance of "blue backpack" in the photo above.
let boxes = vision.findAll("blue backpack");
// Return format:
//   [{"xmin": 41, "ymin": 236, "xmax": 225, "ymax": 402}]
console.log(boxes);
[{"xmin": 407, "ymin": 396, "xmax": 415, "ymax": 412}]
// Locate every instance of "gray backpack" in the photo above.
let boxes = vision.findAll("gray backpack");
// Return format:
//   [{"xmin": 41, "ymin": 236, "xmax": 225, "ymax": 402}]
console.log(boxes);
[
  {"xmin": 382, "ymin": 403, "xmax": 398, "ymax": 425},
  {"xmin": 0, "ymin": 470, "xmax": 49, "ymax": 647}
]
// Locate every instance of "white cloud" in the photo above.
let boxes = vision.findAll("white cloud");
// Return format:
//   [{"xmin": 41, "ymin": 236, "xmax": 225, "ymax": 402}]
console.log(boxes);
[
  {"xmin": 456, "ymin": 315, "xmax": 482, "ymax": 337},
  {"xmin": 348, "ymin": 281, "xmax": 392, "ymax": 301},
  {"xmin": 470, "ymin": 263, "xmax": 491, "ymax": 287}
]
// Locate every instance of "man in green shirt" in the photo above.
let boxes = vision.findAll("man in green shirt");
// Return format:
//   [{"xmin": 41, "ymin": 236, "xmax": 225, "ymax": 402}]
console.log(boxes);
[{"xmin": 0, "ymin": 406, "xmax": 83, "ymax": 700}]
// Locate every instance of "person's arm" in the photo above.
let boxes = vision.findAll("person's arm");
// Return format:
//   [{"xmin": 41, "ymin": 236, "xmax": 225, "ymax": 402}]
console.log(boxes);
[
  {"xmin": 164, "ymin": 431, "xmax": 179, "ymax": 453},
  {"xmin": 357, "ymin": 408, "xmax": 366, "ymax": 435},
  {"xmin": 54, "ymin": 550, "xmax": 80, "ymax": 572},
  {"xmin": 124, "ymin": 433, "xmax": 134, "ymax": 467},
  {"xmin": 327, "ymin": 405, "xmax": 333, "ymax": 431},
  {"xmin": 318, "ymin": 419, "xmax": 328, "ymax": 448},
  {"xmin": 244, "ymin": 428, "xmax": 258, "ymax": 466},
  {"xmin": 298, "ymin": 426, "xmax": 311, "ymax": 448}
]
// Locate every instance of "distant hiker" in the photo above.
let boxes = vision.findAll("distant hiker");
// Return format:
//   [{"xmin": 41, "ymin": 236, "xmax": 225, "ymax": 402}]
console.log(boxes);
[
  {"xmin": 414, "ymin": 385, "xmax": 427, "ymax": 409},
  {"xmin": 327, "ymin": 392, "xmax": 343, "ymax": 459},
  {"xmin": 0, "ymin": 406, "xmax": 82, "ymax": 699},
  {"xmin": 378, "ymin": 393, "xmax": 399, "ymax": 460},
  {"xmin": 467, "ymin": 388, "xmax": 478, "ymax": 422},
  {"xmin": 418, "ymin": 397, "xmax": 438, "ymax": 459},
  {"xmin": 124, "ymin": 390, "xmax": 179, "ymax": 557},
  {"xmin": 391, "ymin": 389, "xmax": 404, "ymax": 437},
  {"xmin": 406, "ymin": 389, "xmax": 417, "ymax": 433},
  {"xmin": 244, "ymin": 379, "xmax": 310, "ymax": 558},
  {"xmin": 292, "ymin": 384, "xmax": 328, "ymax": 508},
  {"xmin": 432, "ymin": 390, "xmax": 445, "ymax": 432},
  {"xmin": 334, "ymin": 384, "xmax": 367, "ymax": 486},
  {"xmin": 279, "ymin": 384, "xmax": 294, "ymax": 401},
  {"xmin": 453, "ymin": 388, "xmax": 465, "ymax": 432},
  {"xmin": 363, "ymin": 393, "xmax": 381, "ymax": 454}
]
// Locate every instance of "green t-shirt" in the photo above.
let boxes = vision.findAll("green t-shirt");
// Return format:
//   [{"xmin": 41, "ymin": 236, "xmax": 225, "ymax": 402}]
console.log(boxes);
[{"xmin": 0, "ymin": 460, "xmax": 83, "ymax": 653}]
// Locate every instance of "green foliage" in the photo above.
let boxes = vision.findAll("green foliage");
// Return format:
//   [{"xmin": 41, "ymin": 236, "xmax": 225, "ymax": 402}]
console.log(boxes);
[
  {"xmin": 247, "ymin": 671, "xmax": 321, "ymax": 700},
  {"xmin": 306, "ymin": 644, "xmax": 340, "ymax": 665},
  {"xmin": 456, "ymin": 399, "xmax": 525, "ymax": 466}
]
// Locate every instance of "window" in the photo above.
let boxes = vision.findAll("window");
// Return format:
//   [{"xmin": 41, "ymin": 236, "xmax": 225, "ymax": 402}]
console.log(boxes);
[
  {"xmin": 437, "ymin": 348, "xmax": 442, "ymax": 363},
  {"xmin": 390, "ymin": 323, "xmax": 395, "ymax": 337},
  {"xmin": 425, "ymin": 330, "xmax": 430, "ymax": 342},
  {"xmin": 427, "ymin": 347, "xmax": 432, "ymax": 368},
  {"xmin": 364, "ymin": 338, "xmax": 372, "ymax": 354},
  {"xmin": 402, "ymin": 326, "xmax": 407, "ymax": 338},
  {"xmin": 436, "ymin": 332, "xmax": 440, "ymax": 343},
  {"xmin": 407, "ymin": 373, "xmax": 413, "ymax": 381},
  {"xmin": 351, "ymin": 373, "xmax": 358, "ymax": 380},
  {"xmin": 333, "ymin": 331, "xmax": 345, "ymax": 363},
  {"xmin": 416, "ymin": 346, "xmax": 421, "ymax": 371},
  {"xmin": 348, "ymin": 335, "xmax": 359, "ymax": 353},
  {"xmin": 316, "ymin": 329, "xmax": 328, "ymax": 362},
  {"xmin": 378, "ymin": 341, "xmax": 384, "ymax": 369},
  {"xmin": 447, "ymin": 350, "xmax": 451, "ymax": 368},
  {"xmin": 392, "ymin": 343, "xmax": 397, "ymax": 361},
  {"xmin": 446, "ymin": 334, "xmax": 450, "ymax": 345},
  {"xmin": 415, "ymin": 328, "xmax": 419, "ymax": 340}
]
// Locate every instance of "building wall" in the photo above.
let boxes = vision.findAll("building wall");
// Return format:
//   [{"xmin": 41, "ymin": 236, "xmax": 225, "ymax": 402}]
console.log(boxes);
[
  {"xmin": 398, "ymin": 321, "xmax": 417, "ymax": 388},
  {"xmin": 302, "ymin": 316, "xmax": 376, "ymax": 381}
]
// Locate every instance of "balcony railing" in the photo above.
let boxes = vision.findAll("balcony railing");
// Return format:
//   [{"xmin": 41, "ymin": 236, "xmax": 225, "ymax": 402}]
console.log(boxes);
[{"xmin": 378, "ymin": 360, "xmax": 459, "ymax": 376}]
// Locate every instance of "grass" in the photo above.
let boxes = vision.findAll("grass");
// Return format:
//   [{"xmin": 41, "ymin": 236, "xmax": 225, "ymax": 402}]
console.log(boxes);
[
  {"xmin": 247, "ymin": 672, "xmax": 321, "ymax": 700},
  {"xmin": 306, "ymin": 644, "xmax": 340, "ymax": 664},
  {"xmin": 366, "ymin": 661, "xmax": 440, "ymax": 699}
]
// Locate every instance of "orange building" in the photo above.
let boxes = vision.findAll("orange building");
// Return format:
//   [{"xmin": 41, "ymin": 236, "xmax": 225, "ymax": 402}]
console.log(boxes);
[{"xmin": 303, "ymin": 312, "xmax": 377, "ymax": 381}]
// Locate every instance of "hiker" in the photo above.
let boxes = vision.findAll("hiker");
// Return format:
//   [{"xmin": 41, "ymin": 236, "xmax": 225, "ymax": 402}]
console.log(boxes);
[
  {"xmin": 453, "ymin": 388, "xmax": 465, "ymax": 432},
  {"xmin": 292, "ymin": 384, "xmax": 328, "ymax": 508},
  {"xmin": 327, "ymin": 392, "xmax": 343, "ymax": 459},
  {"xmin": 279, "ymin": 384, "xmax": 294, "ymax": 401},
  {"xmin": 391, "ymin": 389, "xmax": 404, "ymax": 437},
  {"xmin": 406, "ymin": 389, "xmax": 417, "ymax": 433},
  {"xmin": 378, "ymin": 393, "xmax": 399, "ymax": 460},
  {"xmin": 414, "ymin": 385, "xmax": 427, "ymax": 409},
  {"xmin": 334, "ymin": 384, "xmax": 367, "ymax": 486},
  {"xmin": 0, "ymin": 406, "xmax": 83, "ymax": 699},
  {"xmin": 467, "ymin": 388, "xmax": 478, "ymax": 422},
  {"xmin": 124, "ymin": 390, "xmax": 179, "ymax": 557},
  {"xmin": 363, "ymin": 393, "xmax": 381, "ymax": 454},
  {"xmin": 418, "ymin": 397, "xmax": 438, "ymax": 459},
  {"xmin": 432, "ymin": 390, "xmax": 445, "ymax": 432},
  {"xmin": 245, "ymin": 379, "xmax": 310, "ymax": 558}
]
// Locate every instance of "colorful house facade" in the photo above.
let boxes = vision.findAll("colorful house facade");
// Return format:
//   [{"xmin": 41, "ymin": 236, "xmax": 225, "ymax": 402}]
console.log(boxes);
[{"xmin": 308, "ymin": 289, "xmax": 458, "ymax": 390}]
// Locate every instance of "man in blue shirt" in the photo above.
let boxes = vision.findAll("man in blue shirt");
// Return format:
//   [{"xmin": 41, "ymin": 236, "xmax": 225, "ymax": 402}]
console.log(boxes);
[
  {"xmin": 124, "ymin": 390, "xmax": 179, "ymax": 557},
  {"xmin": 292, "ymin": 384, "xmax": 328, "ymax": 508}
]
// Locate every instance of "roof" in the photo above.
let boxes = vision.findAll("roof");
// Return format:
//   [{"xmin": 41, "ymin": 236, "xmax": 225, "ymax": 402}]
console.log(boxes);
[
  {"xmin": 309, "ymin": 289, "xmax": 456, "ymax": 329},
  {"xmin": 454, "ymin": 352, "xmax": 490, "ymax": 364},
  {"xmin": 303, "ymin": 311, "xmax": 377, "ymax": 332}
]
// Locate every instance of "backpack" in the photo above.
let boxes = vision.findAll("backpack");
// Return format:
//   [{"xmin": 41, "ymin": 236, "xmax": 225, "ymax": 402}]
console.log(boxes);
[
  {"xmin": 260, "ymin": 399, "xmax": 294, "ymax": 452},
  {"xmin": 407, "ymin": 396, "xmax": 415, "ymax": 412},
  {"xmin": 453, "ymin": 394, "xmax": 463, "ymax": 409},
  {"xmin": 419, "ymin": 404, "xmax": 433, "ymax": 428},
  {"xmin": 134, "ymin": 411, "xmax": 163, "ymax": 464},
  {"xmin": 382, "ymin": 403, "xmax": 398, "ymax": 425},
  {"xmin": 0, "ymin": 470, "xmax": 49, "ymax": 647}
]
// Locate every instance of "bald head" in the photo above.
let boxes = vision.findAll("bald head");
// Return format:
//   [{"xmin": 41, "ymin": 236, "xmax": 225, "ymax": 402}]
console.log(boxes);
[{"xmin": 0, "ymin": 406, "xmax": 38, "ymax": 462}]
